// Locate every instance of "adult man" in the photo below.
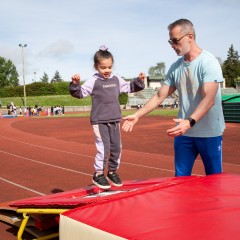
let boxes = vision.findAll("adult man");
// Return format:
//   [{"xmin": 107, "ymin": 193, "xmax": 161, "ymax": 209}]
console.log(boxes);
[{"xmin": 122, "ymin": 19, "xmax": 225, "ymax": 176}]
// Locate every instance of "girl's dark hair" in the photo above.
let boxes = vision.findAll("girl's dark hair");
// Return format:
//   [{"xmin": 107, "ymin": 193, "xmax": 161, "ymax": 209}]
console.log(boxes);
[{"xmin": 93, "ymin": 45, "xmax": 114, "ymax": 67}]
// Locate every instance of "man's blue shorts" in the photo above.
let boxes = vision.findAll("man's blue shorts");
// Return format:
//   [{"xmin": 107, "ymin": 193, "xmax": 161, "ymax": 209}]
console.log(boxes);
[{"xmin": 174, "ymin": 135, "xmax": 223, "ymax": 176}]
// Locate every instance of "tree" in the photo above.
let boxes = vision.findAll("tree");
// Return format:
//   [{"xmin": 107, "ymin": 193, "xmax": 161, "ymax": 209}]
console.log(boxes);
[
  {"xmin": 40, "ymin": 72, "xmax": 49, "ymax": 83},
  {"xmin": 0, "ymin": 56, "xmax": 19, "ymax": 88},
  {"xmin": 119, "ymin": 93, "xmax": 128, "ymax": 105},
  {"xmin": 148, "ymin": 62, "xmax": 166, "ymax": 79},
  {"xmin": 51, "ymin": 70, "xmax": 63, "ymax": 83},
  {"xmin": 222, "ymin": 44, "xmax": 240, "ymax": 88}
]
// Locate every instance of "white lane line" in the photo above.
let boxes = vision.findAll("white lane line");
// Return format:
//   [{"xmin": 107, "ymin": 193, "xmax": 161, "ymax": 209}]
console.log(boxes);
[
  {"xmin": 122, "ymin": 162, "xmax": 202, "ymax": 176},
  {"xmin": 0, "ymin": 135, "xmax": 93, "ymax": 158},
  {"xmin": 1, "ymin": 134, "xmax": 239, "ymax": 168},
  {"xmin": 0, "ymin": 177, "xmax": 45, "ymax": 196},
  {"xmin": 0, "ymin": 134, "xmax": 172, "ymax": 159},
  {"xmin": 0, "ymin": 150, "xmax": 92, "ymax": 176},
  {"xmin": 122, "ymin": 161, "xmax": 175, "ymax": 172},
  {"xmin": 0, "ymin": 135, "xmax": 176, "ymax": 171},
  {"xmin": 0, "ymin": 149, "xmax": 174, "ymax": 172}
]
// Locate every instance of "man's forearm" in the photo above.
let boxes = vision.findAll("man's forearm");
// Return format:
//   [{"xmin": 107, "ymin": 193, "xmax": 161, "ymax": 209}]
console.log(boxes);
[
  {"xmin": 191, "ymin": 96, "xmax": 215, "ymax": 122},
  {"xmin": 135, "ymin": 94, "xmax": 164, "ymax": 118},
  {"xmin": 190, "ymin": 82, "xmax": 218, "ymax": 122},
  {"xmin": 133, "ymin": 84, "xmax": 175, "ymax": 119}
]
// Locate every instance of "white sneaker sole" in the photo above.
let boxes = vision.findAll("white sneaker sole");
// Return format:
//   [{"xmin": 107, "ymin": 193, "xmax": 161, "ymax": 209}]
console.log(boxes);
[
  {"xmin": 106, "ymin": 177, "xmax": 123, "ymax": 187},
  {"xmin": 92, "ymin": 179, "xmax": 111, "ymax": 190}
]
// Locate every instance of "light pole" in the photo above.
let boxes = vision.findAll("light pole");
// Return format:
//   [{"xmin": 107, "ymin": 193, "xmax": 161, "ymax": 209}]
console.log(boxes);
[
  {"xmin": 19, "ymin": 44, "xmax": 27, "ymax": 112},
  {"xmin": 34, "ymin": 72, "xmax": 36, "ymax": 82}
]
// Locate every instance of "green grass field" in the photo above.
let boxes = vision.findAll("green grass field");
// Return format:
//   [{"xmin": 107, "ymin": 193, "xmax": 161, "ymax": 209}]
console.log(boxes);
[
  {"xmin": 63, "ymin": 109, "xmax": 178, "ymax": 118},
  {"xmin": 0, "ymin": 95, "xmax": 92, "ymax": 107},
  {"xmin": 0, "ymin": 95, "xmax": 178, "ymax": 117}
]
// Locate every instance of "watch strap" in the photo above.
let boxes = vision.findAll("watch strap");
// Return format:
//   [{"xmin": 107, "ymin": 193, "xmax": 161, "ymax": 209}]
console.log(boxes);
[{"xmin": 187, "ymin": 117, "xmax": 196, "ymax": 127}]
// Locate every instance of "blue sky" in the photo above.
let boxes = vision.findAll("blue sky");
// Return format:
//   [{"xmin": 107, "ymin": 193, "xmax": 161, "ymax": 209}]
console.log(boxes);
[{"xmin": 1, "ymin": 0, "xmax": 240, "ymax": 84}]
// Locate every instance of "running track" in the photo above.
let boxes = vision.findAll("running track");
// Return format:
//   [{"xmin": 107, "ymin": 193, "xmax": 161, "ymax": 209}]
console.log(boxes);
[{"xmin": 1, "ymin": 115, "xmax": 240, "ymax": 239}]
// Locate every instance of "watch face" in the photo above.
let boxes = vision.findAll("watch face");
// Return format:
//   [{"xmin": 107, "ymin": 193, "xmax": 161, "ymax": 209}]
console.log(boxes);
[
  {"xmin": 190, "ymin": 118, "xmax": 196, "ymax": 127},
  {"xmin": 187, "ymin": 117, "xmax": 196, "ymax": 127}
]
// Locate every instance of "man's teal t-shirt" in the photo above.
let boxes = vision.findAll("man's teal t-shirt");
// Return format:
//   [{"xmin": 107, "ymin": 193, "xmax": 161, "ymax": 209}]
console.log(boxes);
[{"xmin": 164, "ymin": 50, "xmax": 225, "ymax": 137}]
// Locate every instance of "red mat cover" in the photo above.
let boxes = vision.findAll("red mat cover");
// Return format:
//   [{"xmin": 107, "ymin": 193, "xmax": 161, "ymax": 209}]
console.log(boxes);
[
  {"xmin": 61, "ymin": 173, "xmax": 240, "ymax": 240},
  {"xmin": 10, "ymin": 176, "xmax": 195, "ymax": 208}
]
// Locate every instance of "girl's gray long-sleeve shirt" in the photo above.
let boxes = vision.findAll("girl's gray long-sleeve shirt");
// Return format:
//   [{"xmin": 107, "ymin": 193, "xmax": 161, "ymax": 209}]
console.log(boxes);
[{"xmin": 69, "ymin": 73, "xmax": 145, "ymax": 125}]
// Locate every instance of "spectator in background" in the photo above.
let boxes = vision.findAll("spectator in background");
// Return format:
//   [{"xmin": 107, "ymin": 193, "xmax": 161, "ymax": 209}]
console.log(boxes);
[
  {"xmin": 10, "ymin": 102, "xmax": 17, "ymax": 115},
  {"xmin": 19, "ymin": 106, "xmax": 22, "ymax": 115}
]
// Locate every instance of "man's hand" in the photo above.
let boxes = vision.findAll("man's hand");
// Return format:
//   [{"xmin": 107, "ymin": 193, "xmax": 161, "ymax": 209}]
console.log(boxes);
[
  {"xmin": 166, "ymin": 118, "xmax": 191, "ymax": 137},
  {"xmin": 122, "ymin": 114, "xmax": 139, "ymax": 132},
  {"xmin": 71, "ymin": 74, "xmax": 80, "ymax": 84}
]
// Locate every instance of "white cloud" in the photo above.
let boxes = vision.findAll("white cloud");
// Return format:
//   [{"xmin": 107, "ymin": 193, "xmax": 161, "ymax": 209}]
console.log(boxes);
[{"xmin": 38, "ymin": 40, "xmax": 74, "ymax": 58}]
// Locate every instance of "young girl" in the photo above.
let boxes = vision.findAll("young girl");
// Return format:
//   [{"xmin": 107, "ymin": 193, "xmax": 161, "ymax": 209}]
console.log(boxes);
[{"xmin": 69, "ymin": 45, "xmax": 145, "ymax": 189}]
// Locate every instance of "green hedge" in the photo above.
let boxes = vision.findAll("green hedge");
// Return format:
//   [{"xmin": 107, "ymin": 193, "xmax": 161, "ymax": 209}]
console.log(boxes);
[
  {"xmin": 0, "ymin": 82, "xmax": 128, "ymax": 106},
  {"xmin": 0, "ymin": 82, "xmax": 70, "ymax": 97}
]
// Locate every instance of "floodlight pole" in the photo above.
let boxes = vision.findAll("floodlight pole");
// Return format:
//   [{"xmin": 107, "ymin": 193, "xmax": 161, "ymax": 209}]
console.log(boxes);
[
  {"xmin": 34, "ymin": 72, "xmax": 36, "ymax": 82},
  {"xmin": 19, "ymin": 44, "xmax": 27, "ymax": 112}
]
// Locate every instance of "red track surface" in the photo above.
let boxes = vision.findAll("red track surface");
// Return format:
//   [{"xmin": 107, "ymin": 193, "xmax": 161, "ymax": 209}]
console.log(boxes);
[{"xmin": 1, "ymin": 115, "xmax": 240, "ymax": 239}]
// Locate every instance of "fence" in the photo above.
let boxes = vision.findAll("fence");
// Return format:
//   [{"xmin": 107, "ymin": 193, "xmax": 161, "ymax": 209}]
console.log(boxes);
[{"xmin": 222, "ymin": 101, "xmax": 240, "ymax": 123}]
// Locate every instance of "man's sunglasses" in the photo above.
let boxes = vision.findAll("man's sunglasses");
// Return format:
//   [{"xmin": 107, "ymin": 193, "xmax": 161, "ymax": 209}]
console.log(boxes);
[{"xmin": 168, "ymin": 33, "xmax": 190, "ymax": 45}]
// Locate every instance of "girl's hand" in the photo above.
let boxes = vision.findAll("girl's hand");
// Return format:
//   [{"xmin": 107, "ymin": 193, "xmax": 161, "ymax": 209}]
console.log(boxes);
[
  {"xmin": 71, "ymin": 74, "xmax": 80, "ymax": 84},
  {"xmin": 138, "ymin": 72, "xmax": 146, "ymax": 81}
]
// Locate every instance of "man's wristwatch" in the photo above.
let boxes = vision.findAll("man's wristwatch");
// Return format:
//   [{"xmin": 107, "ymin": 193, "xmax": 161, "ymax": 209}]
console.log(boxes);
[{"xmin": 186, "ymin": 117, "xmax": 196, "ymax": 127}]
